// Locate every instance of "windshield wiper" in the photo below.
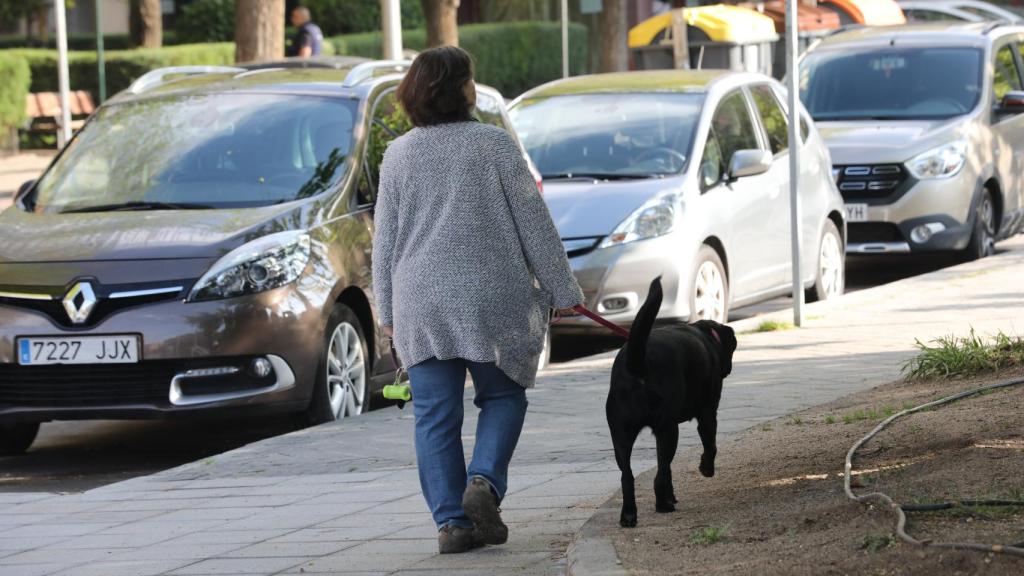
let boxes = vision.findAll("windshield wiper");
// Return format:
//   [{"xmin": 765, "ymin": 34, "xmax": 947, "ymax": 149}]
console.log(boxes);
[
  {"xmin": 61, "ymin": 201, "xmax": 216, "ymax": 214},
  {"xmin": 541, "ymin": 173, "xmax": 652, "ymax": 182}
]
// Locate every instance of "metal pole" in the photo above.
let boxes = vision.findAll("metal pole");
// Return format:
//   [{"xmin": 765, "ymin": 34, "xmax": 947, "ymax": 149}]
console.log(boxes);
[
  {"xmin": 380, "ymin": 0, "xmax": 402, "ymax": 60},
  {"xmin": 96, "ymin": 0, "xmax": 106, "ymax": 102},
  {"xmin": 786, "ymin": 0, "xmax": 804, "ymax": 327},
  {"xmin": 560, "ymin": 0, "xmax": 569, "ymax": 78},
  {"xmin": 55, "ymin": 0, "xmax": 72, "ymax": 148}
]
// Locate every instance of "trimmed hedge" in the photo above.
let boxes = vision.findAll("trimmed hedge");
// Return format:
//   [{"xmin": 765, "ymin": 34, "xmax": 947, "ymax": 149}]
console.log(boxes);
[
  {"xmin": 0, "ymin": 53, "xmax": 30, "ymax": 133},
  {"xmin": 6, "ymin": 43, "xmax": 235, "ymax": 102},
  {"xmin": 0, "ymin": 31, "xmax": 181, "ymax": 51},
  {"xmin": 329, "ymin": 21, "xmax": 589, "ymax": 98}
]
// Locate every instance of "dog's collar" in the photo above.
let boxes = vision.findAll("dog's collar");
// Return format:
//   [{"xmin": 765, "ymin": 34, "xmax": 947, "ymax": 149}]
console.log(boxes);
[{"xmin": 709, "ymin": 327, "xmax": 722, "ymax": 345}]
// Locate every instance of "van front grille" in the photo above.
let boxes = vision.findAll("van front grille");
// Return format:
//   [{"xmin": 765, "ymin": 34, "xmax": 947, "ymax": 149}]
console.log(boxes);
[{"xmin": 833, "ymin": 165, "xmax": 913, "ymax": 204}]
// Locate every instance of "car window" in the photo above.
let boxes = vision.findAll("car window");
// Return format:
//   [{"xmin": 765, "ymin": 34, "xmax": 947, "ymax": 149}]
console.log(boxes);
[
  {"xmin": 31, "ymin": 94, "xmax": 358, "ymax": 213},
  {"xmin": 750, "ymin": 85, "xmax": 788, "ymax": 155},
  {"xmin": 474, "ymin": 91, "xmax": 507, "ymax": 129},
  {"xmin": 367, "ymin": 91, "xmax": 413, "ymax": 200},
  {"xmin": 904, "ymin": 8, "xmax": 959, "ymax": 22},
  {"xmin": 993, "ymin": 44, "xmax": 1022, "ymax": 103}
]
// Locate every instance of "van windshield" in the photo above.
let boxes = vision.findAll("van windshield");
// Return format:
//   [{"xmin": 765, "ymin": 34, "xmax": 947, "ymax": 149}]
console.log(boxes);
[
  {"xmin": 509, "ymin": 93, "xmax": 702, "ymax": 178},
  {"xmin": 31, "ymin": 94, "xmax": 358, "ymax": 213},
  {"xmin": 800, "ymin": 47, "xmax": 983, "ymax": 121}
]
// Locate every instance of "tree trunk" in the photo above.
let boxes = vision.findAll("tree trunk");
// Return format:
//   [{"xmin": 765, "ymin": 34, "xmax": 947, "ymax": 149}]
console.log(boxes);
[
  {"xmin": 129, "ymin": 0, "xmax": 163, "ymax": 48},
  {"xmin": 599, "ymin": 0, "xmax": 628, "ymax": 72},
  {"xmin": 422, "ymin": 0, "xmax": 460, "ymax": 48},
  {"xmin": 234, "ymin": 0, "xmax": 285, "ymax": 64}
]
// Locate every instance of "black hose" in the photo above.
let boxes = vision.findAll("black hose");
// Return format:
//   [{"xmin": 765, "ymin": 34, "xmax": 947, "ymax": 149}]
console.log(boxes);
[{"xmin": 844, "ymin": 376, "xmax": 1024, "ymax": 558}]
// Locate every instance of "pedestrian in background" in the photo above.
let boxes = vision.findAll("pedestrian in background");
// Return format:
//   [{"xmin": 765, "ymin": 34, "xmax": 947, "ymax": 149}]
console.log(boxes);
[
  {"xmin": 287, "ymin": 6, "xmax": 323, "ymax": 58},
  {"xmin": 372, "ymin": 46, "xmax": 584, "ymax": 554}
]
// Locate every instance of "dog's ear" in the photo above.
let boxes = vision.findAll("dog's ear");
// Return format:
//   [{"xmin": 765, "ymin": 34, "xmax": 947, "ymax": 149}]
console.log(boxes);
[{"xmin": 716, "ymin": 323, "xmax": 737, "ymax": 379}]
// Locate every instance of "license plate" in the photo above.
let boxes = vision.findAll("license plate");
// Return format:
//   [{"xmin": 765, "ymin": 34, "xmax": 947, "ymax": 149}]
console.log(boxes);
[
  {"xmin": 845, "ymin": 203, "xmax": 869, "ymax": 222},
  {"xmin": 17, "ymin": 335, "xmax": 140, "ymax": 366}
]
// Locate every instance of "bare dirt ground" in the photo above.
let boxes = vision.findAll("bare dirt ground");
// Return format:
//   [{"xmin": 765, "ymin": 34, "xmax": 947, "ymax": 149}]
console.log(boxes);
[{"xmin": 611, "ymin": 368, "xmax": 1024, "ymax": 576}]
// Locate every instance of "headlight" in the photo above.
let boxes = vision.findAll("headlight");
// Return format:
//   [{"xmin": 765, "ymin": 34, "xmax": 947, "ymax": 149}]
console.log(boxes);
[
  {"xmin": 188, "ymin": 231, "xmax": 311, "ymax": 302},
  {"xmin": 905, "ymin": 141, "xmax": 967, "ymax": 180},
  {"xmin": 599, "ymin": 195, "xmax": 677, "ymax": 249}
]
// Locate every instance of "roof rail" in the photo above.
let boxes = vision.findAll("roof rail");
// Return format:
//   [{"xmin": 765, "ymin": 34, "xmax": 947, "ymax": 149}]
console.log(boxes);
[
  {"xmin": 128, "ymin": 65, "xmax": 244, "ymax": 94},
  {"xmin": 341, "ymin": 60, "xmax": 413, "ymax": 87},
  {"xmin": 238, "ymin": 56, "xmax": 370, "ymax": 71},
  {"xmin": 983, "ymin": 20, "xmax": 1014, "ymax": 34}
]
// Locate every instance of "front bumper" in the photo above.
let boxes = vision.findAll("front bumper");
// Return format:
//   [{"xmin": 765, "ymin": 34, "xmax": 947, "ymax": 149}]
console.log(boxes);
[
  {"xmin": 0, "ymin": 285, "xmax": 326, "ymax": 421},
  {"xmin": 553, "ymin": 234, "xmax": 689, "ymax": 334}
]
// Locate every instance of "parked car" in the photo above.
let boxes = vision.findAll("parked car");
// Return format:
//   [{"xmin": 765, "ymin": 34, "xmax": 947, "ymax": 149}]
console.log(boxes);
[
  {"xmin": 899, "ymin": 1, "xmax": 1022, "ymax": 23},
  {"xmin": 0, "ymin": 57, "xmax": 530, "ymax": 455},
  {"xmin": 799, "ymin": 22, "xmax": 1024, "ymax": 259},
  {"xmin": 508, "ymin": 70, "xmax": 846, "ymax": 332}
]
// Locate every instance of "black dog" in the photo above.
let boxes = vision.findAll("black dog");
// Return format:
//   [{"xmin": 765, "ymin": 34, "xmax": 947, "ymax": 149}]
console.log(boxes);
[{"xmin": 606, "ymin": 277, "xmax": 737, "ymax": 527}]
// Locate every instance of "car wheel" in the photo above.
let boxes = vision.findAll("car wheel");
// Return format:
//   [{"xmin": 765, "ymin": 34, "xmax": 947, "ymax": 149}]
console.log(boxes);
[
  {"xmin": 303, "ymin": 304, "xmax": 370, "ymax": 425},
  {"xmin": 806, "ymin": 220, "xmax": 845, "ymax": 303},
  {"xmin": 689, "ymin": 245, "xmax": 729, "ymax": 323},
  {"xmin": 537, "ymin": 328, "xmax": 551, "ymax": 372},
  {"xmin": 963, "ymin": 188, "xmax": 997, "ymax": 261},
  {"xmin": 0, "ymin": 422, "xmax": 40, "ymax": 456}
]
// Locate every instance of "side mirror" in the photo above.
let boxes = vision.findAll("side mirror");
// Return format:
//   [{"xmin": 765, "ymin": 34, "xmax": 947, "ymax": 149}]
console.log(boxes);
[
  {"xmin": 998, "ymin": 91, "xmax": 1024, "ymax": 116},
  {"xmin": 14, "ymin": 179, "xmax": 35, "ymax": 204},
  {"xmin": 728, "ymin": 149, "xmax": 773, "ymax": 180}
]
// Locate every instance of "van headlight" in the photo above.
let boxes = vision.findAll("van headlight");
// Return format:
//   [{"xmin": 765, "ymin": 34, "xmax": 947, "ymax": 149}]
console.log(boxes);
[
  {"xmin": 905, "ymin": 141, "xmax": 967, "ymax": 180},
  {"xmin": 599, "ymin": 195, "xmax": 677, "ymax": 248},
  {"xmin": 188, "ymin": 231, "xmax": 311, "ymax": 302}
]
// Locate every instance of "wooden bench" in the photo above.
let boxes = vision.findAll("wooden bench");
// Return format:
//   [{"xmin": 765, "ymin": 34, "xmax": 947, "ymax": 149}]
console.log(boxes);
[{"xmin": 24, "ymin": 90, "xmax": 96, "ymax": 136}]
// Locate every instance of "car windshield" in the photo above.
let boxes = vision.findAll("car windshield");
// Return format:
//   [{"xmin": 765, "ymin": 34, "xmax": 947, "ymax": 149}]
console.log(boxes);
[
  {"xmin": 800, "ymin": 47, "xmax": 983, "ymax": 121},
  {"xmin": 31, "ymin": 93, "xmax": 358, "ymax": 213},
  {"xmin": 509, "ymin": 93, "xmax": 702, "ymax": 178}
]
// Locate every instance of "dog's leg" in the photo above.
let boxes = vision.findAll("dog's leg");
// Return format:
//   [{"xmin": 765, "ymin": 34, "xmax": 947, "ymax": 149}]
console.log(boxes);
[
  {"xmin": 612, "ymin": 423, "xmax": 642, "ymax": 528},
  {"xmin": 697, "ymin": 409, "xmax": 718, "ymax": 478},
  {"xmin": 653, "ymin": 424, "xmax": 679, "ymax": 512}
]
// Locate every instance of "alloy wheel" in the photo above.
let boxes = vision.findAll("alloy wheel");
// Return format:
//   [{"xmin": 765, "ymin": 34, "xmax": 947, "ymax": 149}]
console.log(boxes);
[
  {"xmin": 819, "ymin": 231, "xmax": 844, "ymax": 299},
  {"xmin": 978, "ymin": 194, "xmax": 996, "ymax": 257},
  {"xmin": 326, "ymin": 322, "xmax": 367, "ymax": 419},
  {"xmin": 694, "ymin": 261, "xmax": 726, "ymax": 322}
]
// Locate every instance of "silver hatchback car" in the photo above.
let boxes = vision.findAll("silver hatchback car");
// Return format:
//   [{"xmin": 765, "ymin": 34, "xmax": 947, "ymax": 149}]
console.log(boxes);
[{"xmin": 509, "ymin": 70, "xmax": 846, "ymax": 330}]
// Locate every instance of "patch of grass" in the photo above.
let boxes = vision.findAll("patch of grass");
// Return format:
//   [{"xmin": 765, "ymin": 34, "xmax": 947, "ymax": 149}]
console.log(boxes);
[
  {"xmin": 750, "ymin": 320, "xmax": 795, "ymax": 333},
  {"xmin": 761, "ymin": 423, "xmax": 773, "ymax": 432},
  {"xmin": 903, "ymin": 329, "xmax": 1024, "ymax": 380},
  {"xmin": 690, "ymin": 525, "xmax": 729, "ymax": 545},
  {"xmin": 824, "ymin": 415, "xmax": 836, "ymax": 425},
  {"xmin": 786, "ymin": 416, "xmax": 804, "ymax": 426},
  {"xmin": 861, "ymin": 532, "xmax": 895, "ymax": 553},
  {"xmin": 937, "ymin": 504, "xmax": 1021, "ymax": 520}
]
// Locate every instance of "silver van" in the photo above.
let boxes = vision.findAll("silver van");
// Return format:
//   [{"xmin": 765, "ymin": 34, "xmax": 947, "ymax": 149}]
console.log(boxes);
[{"xmin": 800, "ymin": 22, "xmax": 1024, "ymax": 259}]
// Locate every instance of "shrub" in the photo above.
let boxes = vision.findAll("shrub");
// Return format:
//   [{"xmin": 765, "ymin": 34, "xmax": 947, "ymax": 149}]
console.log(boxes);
[
  {"xmin": 6, "ymin": 43, "xmax": 235, "ymax": 103},
  {"xmin": 177, "ymin": 0, "xmax": 235, "ymax": 44},
  {"xmin": 0, "ymin": 52, "xmax": 30, "ymax": 135},
  {"xmin": 0, "ymin": 31, "xmax": 180, "ymax": 50},
  {"xmin": 303, "ymin": 0, "xmax": 425, "ymax": 35},
  {"xmin": 329, "ymin": 21, "xmax": 589, "ymax": 97}
]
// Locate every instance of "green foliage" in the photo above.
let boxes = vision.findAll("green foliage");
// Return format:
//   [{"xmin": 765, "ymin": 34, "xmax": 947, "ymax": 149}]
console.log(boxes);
[
  {"xmin": 749, "ymin": 319, "xmax": 794, "ymax": 333},
  {"xmin": 903, "ymin": 329, "xmax": 1024, "ymax": 380},
  {"xmin": 860, "ymin": 532, "xmax": 894, "ymax": 553},
  {"xmin": 4, "ymin": 43, "xmax": 234, "ymax": 103},
  {"xmin": 0, "ymin": 52, "xmax": 30, "ymax": 133},
  {"xmin": 177, "ymin": 0, "xmax": 235, "ymax": 44},
  {"xmin": 329, "ymin": 21, "xmax": 589, "ymax": 97},
  {"xmin": 303, "ymin": 0, "xmax": 425, "ymax": 35},
  {"xmin": 689, "ymin": 525, "xmax": 729, "ymax": 545}
]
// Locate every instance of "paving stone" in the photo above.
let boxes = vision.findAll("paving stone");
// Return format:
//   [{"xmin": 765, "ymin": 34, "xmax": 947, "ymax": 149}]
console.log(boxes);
[
  {"xmin": 220, "ymin": 540, "xmax": 358, "ymax": 558},
  {"xmin": 166, "ymin": 556, "xmax": 308, "ymax": 575}
]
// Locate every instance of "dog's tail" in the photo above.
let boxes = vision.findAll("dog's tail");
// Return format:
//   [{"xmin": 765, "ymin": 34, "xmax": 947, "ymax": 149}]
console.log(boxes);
[{"xmin": 626, "ymin": 276, "xmax": 663, "ymax": 376}]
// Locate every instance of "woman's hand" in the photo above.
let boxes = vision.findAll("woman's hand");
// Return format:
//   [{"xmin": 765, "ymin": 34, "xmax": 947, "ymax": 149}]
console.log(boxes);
[
  {"xmin": 556, "ymin": 307, "xmax": 578, "ymax": 316},
  {"xmin": 383, "ymin": 325, "xmax": 394, "ymax": 338}
]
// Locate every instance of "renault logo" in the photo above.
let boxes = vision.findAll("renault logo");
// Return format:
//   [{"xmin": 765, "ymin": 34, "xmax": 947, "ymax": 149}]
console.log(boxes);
[{"xmin": 63, "ymin": 282, "xmax": 97, "ymax": 325}]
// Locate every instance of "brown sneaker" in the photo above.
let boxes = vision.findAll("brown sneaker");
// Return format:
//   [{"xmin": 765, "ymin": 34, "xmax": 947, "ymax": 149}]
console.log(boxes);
[
  {"xmin": 438, "ymin": 524, "xmax": 484, "ymax": 554},
  {"xmin": 462, "ymin": 477, "xmax": 508, "ymax": 545}
]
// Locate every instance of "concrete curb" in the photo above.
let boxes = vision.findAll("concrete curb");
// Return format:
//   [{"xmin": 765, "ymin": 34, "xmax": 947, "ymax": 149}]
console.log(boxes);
[{"xmin": 566, "ymin": 508, "xmax": 630, "ymax": 576}]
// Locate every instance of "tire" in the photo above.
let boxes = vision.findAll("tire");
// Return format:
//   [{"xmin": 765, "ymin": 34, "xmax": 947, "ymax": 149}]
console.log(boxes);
[
  {"xmin": 301, "ymin": 303, "xmax": 371, "ymax": 426},
  {"xmin": 689, "ymin": 245, "xmax": 729, "ymax": 323},
  {"xmin": 0, "ymin": 422, "xmax": 40, "ymax": 456},
  {"xmin": 806, "ymin": 220, "xmax": 845, "ymax": 303},
  {"xmin": 963, "ymin": 188, "xmax": 997, "ymax": 262},
  {"xmin": 537, "ymin": 328, "xmax": 551, "ymax": 372}
]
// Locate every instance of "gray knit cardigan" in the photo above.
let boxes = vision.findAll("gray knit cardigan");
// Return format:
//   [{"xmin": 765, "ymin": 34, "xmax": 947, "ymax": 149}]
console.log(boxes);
[{"xmin": 371, "ymin": 121, "xmax": 583, "ymax": 388}]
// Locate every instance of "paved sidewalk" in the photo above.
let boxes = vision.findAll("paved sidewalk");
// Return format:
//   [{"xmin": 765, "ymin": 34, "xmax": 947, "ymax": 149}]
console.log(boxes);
[
  {"xmin": 0, "ymin": 152, "xmax": 54, "ymax": 211},
  {"xmin": 1, "ymin": 239, "xmax": 1022, "ymax": 576}
]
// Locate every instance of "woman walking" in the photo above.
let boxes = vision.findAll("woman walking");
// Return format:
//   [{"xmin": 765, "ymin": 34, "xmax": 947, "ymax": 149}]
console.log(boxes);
[{"xmin": 372, "ymin": 46, "xmax": 583, "ymax": 554}]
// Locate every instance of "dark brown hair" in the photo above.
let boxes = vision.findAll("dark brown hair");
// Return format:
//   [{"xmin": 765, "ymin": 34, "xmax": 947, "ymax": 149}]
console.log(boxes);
[{"xmin": 397, "ymin": 46, "xmax": 475, "ymax": 127}]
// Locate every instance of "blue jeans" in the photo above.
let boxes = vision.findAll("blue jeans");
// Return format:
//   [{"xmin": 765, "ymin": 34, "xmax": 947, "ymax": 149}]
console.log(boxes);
[{"xmin": 407, "ymin": 358, "xmax": 528, "ymax": 530}]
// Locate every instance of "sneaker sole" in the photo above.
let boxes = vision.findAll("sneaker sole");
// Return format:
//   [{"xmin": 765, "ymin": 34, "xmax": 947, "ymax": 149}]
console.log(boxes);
[{"xmin": 462, "ymin": 487, "xmax": 508, "ymax": 545}]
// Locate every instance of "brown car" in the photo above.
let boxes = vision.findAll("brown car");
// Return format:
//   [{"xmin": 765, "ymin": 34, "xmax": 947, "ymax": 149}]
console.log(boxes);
[{"xmin": 0, "ymin": 58, "xmax": 532, "ymax": 455}]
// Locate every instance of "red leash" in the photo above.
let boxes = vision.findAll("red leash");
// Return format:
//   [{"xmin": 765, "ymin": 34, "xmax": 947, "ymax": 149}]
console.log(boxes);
[{"xmin": 569, "ymin": 305, "xmax": 631, "ymax": 339}]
